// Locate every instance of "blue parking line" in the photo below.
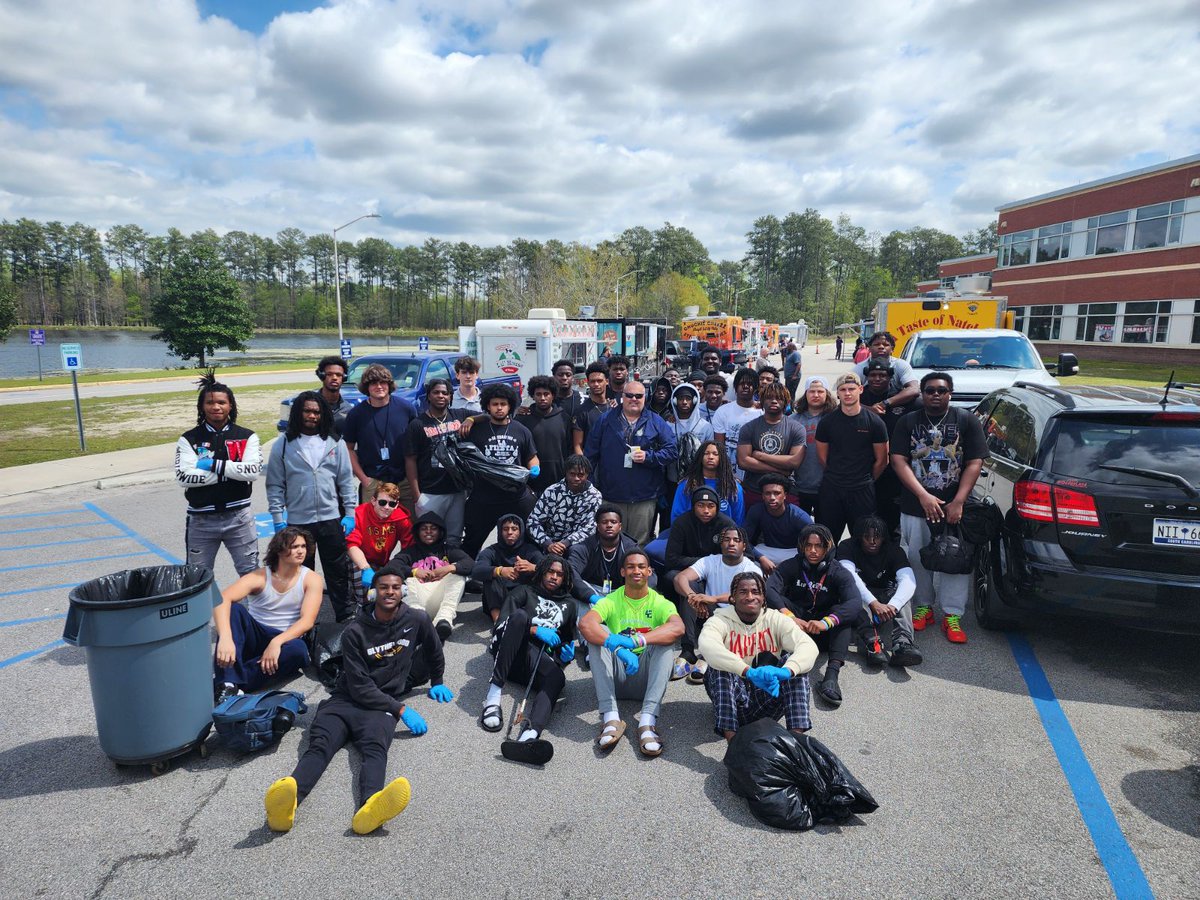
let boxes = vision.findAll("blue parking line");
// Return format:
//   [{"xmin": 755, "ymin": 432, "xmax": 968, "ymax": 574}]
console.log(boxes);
[
  {"xmin": 1008, "ymin": 634, "xmax": 1153, "ymax": 899},
  {"xmin": 84, "ymin": 503, "xmax": 184, "ymax": 565},
  {"xmin": 0, "ymin": 582, "xmax": 77, "ymax": 598},
  {"xmin": 0, "ymin": 521, "xmax": 109, "ymax": 536},
  {"xmin": 0, "ymin": 612, "xmax": 66, "ymax": 628},
  {"xmin": 0, "ymin": 508, "xmax": 88, "ymax": 520},
  {"xmin": 0, "ymin": 551, "xmax": 153, "ymax": 574},
  {"xmin": 0, "ymin": 639, "xmax": 66, "ymax": 670},
  {"xmin": 0, "ymin": 534, "xmax": 126, "ymax": 553}
]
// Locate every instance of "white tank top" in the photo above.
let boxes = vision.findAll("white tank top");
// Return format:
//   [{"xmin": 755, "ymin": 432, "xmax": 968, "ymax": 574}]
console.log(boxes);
[{"xmin": 246, "ymin": 565, "xmax": 310, "ymax": 630}]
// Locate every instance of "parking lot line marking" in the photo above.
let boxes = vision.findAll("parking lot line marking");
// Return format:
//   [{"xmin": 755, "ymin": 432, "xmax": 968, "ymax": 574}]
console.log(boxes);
[
  {"xmin": 1008, "ymin": 634, "xmax": 1154, "ymax": 900},
  {"xmin": 0, "ymin": 612, "xmax": 66, "ymax": 628},
  {"xmin": 0, "ymin": 508, "xmax": 89, "ymax": 520},
  {"xmin": 0, "ymin": 638, "xmax": 65, "ymax": 671},
  {"xmin": 0, "ymin": 521, "xmax": 109, "ymax": 536},
  {"xmin": 0, "ymin": 582, "xmax": 77, "ymax": 598},
  {"xmin": 84, "ymin": 502, "xmax": 184, "ymax": 565},
  {"xmin": 0, "ymin": 551, "xmax": 153, "ymax": 574},
  {"xmin": 0, "ymin": 534, "xmax": 127, "ymax": 553}
]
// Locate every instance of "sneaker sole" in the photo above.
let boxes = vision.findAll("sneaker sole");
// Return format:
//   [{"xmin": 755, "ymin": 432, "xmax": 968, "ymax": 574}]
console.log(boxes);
[
  {"xmin": 352, "ymin": 777, "xmax": 411, "ymax": 834},
  {"xmin": 264, "ymin": 777, "xmax": 298, "ymax": 833}
]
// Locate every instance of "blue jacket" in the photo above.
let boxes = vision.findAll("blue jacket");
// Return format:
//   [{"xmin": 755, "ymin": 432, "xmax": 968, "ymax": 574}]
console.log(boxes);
[{"xmin": 584, "ymin": 407, "xmax": 677, "ymax": 503}]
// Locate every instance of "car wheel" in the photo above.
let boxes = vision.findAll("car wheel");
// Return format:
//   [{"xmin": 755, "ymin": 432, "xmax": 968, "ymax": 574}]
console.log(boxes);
[{"xmin": 973, "ymin": 541, "xmax": 1018, "ymax": 631}]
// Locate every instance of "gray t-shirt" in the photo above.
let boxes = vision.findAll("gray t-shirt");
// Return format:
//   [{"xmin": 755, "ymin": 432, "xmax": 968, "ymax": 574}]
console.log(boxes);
[
  {"xmin": 790, "ymin": 410, "xmax": 826, "ymax": 494},
  {"xmin": 737, "ymin": 414, "xmax": 806, "ymax": 493},
  {"xmin": 854, "ymin": 355, "xmax": 917, "ymax": 394}
]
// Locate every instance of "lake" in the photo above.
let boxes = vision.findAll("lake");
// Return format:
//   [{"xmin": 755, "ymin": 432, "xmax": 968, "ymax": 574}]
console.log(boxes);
[{"xmin": 0, "ymin": 329, "xmax": 453, "ymax": 378}]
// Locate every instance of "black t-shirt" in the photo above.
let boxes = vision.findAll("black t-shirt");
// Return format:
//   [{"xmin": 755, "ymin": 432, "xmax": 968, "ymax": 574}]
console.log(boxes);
[
  {"xmin": 836, "ymin": 537, "xmax": 908, "ymax": 600},
  {"xmin": 814, "ymin": 407, "xmax": 888, "ymax": 488},
  {"xmin": 466, "ymin": 418, "xmax": 536, "ymax": 495},
  {"xmin": 737, "ymin": 415, "xmax": 806, "ymax": 492},
  {"xmin": 405, "ymin": 410, "xmax": 467, "ymax": 495},
  {"xmin": 574, "ymin": 397, "xmax": 611, "ymax": 445},
  {"xmin": 891, "ymin": 406, "xmax": 988, "ymax": 518}
]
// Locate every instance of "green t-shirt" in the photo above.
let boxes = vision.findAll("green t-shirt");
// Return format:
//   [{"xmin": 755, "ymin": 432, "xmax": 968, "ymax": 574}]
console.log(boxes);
[{"xmin": 592, "ymin": 587, "xmax": 676, "ymax": 653}]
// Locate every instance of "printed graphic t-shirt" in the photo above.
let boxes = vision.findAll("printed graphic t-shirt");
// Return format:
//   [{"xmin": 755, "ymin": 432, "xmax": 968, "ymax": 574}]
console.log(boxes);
[{"xmin": 592, "ymin": 587, "xmax": 677, "ymax": 654}]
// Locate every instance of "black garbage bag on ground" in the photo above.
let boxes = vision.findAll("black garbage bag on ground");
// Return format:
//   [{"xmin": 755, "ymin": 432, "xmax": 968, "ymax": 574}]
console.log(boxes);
[
  {"xmin": 306, "ymin": 619, "xmax": 353, "ymax": 687},
  {"xmin": 455, "ymin": 440, "xmax": 531, "ymax": 493},
  {"xmin": 723, "ymin": 718, "xmax": 878, "ymax": 830}
]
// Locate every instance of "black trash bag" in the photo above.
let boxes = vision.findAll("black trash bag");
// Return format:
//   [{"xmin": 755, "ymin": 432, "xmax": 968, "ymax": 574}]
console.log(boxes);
[
  {"xmin": 433, "ymin": 436, "xmax": 474, "ymax": 492},
  {"xmin": 723, "ymin": 718, "xmax": 878, "ymax": 830},
  {"xmin": 306, "ymin": 619, "xmax": 353, "ymax": 687},
  {"xmin": 455, "ymin": 440, "xmax": 531, "ymax": 493},
  {"xmin": 959, "ymin": 500, "xmax": 1002, "ymax": 546}
]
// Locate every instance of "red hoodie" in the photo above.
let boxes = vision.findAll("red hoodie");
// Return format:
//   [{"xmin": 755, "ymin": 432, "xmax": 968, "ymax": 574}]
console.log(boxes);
[{"xmin": 346, "ymin": 502, "xmax": 414, "ymax": 567}]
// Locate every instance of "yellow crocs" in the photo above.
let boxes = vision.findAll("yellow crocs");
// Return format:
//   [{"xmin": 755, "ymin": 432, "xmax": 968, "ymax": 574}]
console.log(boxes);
[
  {"xmin": 351, "ymin": 776, "xmax": 411, "ymax": 835},
  {"xmin": 264, "ymin": 776, "xmax": 298, "ymax": 833}
]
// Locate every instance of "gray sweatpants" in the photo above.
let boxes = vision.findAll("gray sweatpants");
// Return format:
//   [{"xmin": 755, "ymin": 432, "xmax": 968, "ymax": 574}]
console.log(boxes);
[
  {"xmin": 185, "ymin": 507, "xmax": 259, "ymax": 576},
  {"xmin": 611, "ymin": 500, "xmax": 658, "ymax": 545},
  {"xmin": 589, "ymin": 643, "xmax": 674, "ymax": 718},
  {"xmin": 901, "ymin": 513, "xmax": 970, "ymax": 616}
]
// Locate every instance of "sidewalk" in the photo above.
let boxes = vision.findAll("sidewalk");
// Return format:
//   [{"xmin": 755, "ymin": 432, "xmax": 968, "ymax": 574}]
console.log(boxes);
[{"xmin": 0, "ymin": 442, "xmax": 179, "ymax": 505}]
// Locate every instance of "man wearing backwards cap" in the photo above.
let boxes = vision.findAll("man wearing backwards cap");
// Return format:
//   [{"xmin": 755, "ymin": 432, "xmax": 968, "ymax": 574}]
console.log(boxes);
[
  {"xmin": 814, "ymin": 372, "xmax": 889, "ymax": 541},
  {"xmin": 789, "ymin": 375, "xmax": 837, "ymax": 517}
]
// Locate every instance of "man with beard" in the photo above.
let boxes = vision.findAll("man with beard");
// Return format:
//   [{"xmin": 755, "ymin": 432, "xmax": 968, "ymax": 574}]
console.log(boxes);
[{"xmin": 737, "ymin": 382, "xmax": 805, "ymax": 508}]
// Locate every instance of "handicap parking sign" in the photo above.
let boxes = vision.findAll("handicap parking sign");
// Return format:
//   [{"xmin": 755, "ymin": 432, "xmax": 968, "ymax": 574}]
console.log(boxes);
[
  {"xmin": 340, "ymin": 339, "xmax": 352, "ymax": 359},
  {"xmin": 418, "ymin": 336, "xmax": 429, "ymax": 350}
]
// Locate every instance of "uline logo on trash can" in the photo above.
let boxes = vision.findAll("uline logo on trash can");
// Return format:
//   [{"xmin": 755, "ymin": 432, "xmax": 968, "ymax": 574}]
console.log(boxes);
[{"xmin": 159, "ymin": 602, "xmax": 189, "ymax": 620}]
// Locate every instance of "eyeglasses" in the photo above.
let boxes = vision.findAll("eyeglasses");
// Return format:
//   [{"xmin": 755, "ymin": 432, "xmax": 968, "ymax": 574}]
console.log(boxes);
[
  {"xmin": 922, "ymin": 386, "xmax": 951, "ymax": 395},
  {"xmin": 623, "ymin": 392, "xmax": 645, "ymax": 400},
  {"xmin": 376, "ymin": 498, "xmax": 400, "ymax": 508}
]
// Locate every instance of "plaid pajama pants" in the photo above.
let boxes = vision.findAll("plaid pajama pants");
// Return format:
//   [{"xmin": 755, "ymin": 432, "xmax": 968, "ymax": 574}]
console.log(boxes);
[{"xmin": 704, "ymin": 663, "xmax": 811, "ymax": 735}]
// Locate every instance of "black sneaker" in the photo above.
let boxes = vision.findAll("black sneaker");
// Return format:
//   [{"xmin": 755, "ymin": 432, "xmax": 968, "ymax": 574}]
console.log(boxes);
[
  {"xmin": 859, "ymin": 632, "xmax": 890, "ymax": 667},
  {"xmin": 889, "ymin": 641, "xmax": 924, "ymax": 668},
  {"xmin": 435, "ymin": 620, "xmax": 452, "ymax": 643},
  {"xmin": 816, "ymin": 669, "xmax": 842, "ymax": 707},
  {"xmin": 214, "ymin": 684, "xmax": 243, "ymax": 706}
]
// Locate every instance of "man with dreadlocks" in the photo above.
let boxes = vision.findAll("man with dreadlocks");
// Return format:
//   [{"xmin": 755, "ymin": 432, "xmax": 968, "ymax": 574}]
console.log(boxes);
[{"xmin": 175, "ymin": 370, "xmax": 263, "ymax": 576}]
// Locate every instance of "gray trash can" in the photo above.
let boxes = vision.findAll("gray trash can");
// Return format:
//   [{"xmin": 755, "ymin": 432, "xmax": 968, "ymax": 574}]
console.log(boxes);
[{"xmin": 64, "ymin": 565, "xmax": 221, "ymax": 770}]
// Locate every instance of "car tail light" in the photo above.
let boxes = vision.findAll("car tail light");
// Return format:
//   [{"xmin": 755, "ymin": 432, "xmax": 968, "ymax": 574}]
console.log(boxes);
[
  {"xmin": 1014, "ymin": 481, "xmax": 1054, "ymax": 522},
  {"xmin": 1052, "ymin": 486, "xmax": 1100, "ymax": 526}
]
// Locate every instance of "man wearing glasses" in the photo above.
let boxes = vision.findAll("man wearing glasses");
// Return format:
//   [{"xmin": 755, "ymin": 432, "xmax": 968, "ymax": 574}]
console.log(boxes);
[
  {"xmin": 584, "ymin": 381, "xmax": 676, "ymax": 544},
  {"xmin": 890, "ymin": 372, "xmax": 987, "ymax": 645},
  {"xmin": 343, "ymin": 364, "xmax": 419, "ymax": 510}
]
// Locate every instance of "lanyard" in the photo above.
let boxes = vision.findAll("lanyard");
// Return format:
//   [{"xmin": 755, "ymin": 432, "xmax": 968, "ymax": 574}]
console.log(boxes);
[
  {"xmin": 371, "ymin": 400, "xmax": 392, "ymax": 446},
  {"xmin": 800, "ymin": 568, "xmax": 828, "ymax": 611}
]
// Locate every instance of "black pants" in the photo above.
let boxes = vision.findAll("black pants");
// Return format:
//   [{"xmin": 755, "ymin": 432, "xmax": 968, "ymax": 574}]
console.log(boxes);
[
  {"xmin": 291, "ymin": 697, "xmax": 396, "ymax": 805},
  {"xmin": 873, "ymin": 467, "xmax": 902, "ymax": 541},
  {"xmin": 481, "ymin": 577, "xmax": 523, "ymax": 618},
  {"xmin": 804, "ymin": 619, "xmax": 853, "ymax": 666},
  {"xmin": 490, "ymin": 608, "xmax": 565, "ymax": 735},
  {"xmin": 462, "ymin": 489, "xmax": 536, "ymax": 559},
  {"xmin": 295, "ymin": 518, "xmax": 353, "ymax": 621},
  {"xmin": 817, "ymin": 481, "xmax": 876, "ymax": 543},
  {"xmin": 794, "ymin": 491, "xmax": 819, "ymax": 517},
  {"xmin": 665, "ymin": 568, "xmax": 704, "ymax": 659}
]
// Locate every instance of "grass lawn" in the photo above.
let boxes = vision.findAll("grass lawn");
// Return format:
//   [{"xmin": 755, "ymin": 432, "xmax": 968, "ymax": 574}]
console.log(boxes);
[
  {"xmin": 0, "ymin": 383, "xmax": 309, "ymax": 468},
  {"xmin": 0, "ymin": 361, "xmax": 312, "ymax": 389},
  {"xmin": 1052, "ymin": 357, "xmax": 1200, "ymax": 388}
]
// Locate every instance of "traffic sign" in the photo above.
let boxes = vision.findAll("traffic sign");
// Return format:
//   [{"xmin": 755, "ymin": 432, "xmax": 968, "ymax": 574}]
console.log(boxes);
[
  {"xmin": 29, "ymin": 329, "xmax": 45, "ymax": 346},
  {"xmin": 418, "ymin": 335, "xmax": 430, "ymax": 351},
  {"xmin": 60, "ymin": 342, "xmax": 83, "ymax": 371},
  {"xmin": 340, "ymin": 339, "xmax": 352, "ymax": 359}
]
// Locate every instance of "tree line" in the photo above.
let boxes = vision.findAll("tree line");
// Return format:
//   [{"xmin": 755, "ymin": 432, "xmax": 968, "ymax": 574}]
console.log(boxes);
[{"xmin": 0, "ymin": 213, "xmax": 998, "ymax": 347}]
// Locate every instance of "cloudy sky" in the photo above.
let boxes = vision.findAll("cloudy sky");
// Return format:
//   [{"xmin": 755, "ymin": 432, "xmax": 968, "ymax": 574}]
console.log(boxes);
[{"xmin": 0, "ymin": 0, "xmax": 1196, "ymax": 260}]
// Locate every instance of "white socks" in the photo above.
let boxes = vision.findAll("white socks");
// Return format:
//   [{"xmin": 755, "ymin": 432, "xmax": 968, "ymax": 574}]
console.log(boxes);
[
  {"xmin": 639, "ymin": 713, "xmax": 660, "ymax": 753},
  {"xmin": 602, "ymin": 710, "xmax": 620, "ymax": 724},
  {"xmin": 518, "ymin": 729, "xmax": 539, "ymax": 742},
  {"xmin": 485, "ymin": 684, "xmax": 503, "ymax": 707}
]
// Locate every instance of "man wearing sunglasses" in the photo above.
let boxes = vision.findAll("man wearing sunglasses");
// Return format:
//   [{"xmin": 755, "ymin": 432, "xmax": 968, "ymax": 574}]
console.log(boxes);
[
  {"xmin": 890, "ymin": 372, "xmax": 987, "ymax": 645},
  {"xmin": 584, "ymin": 381, "xmax": 676, "ymax": 544}
]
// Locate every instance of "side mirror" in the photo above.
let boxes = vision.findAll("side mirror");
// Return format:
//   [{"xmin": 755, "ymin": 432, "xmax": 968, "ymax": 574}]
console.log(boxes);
[{"xmin": 1056, "ymin": 352, "xmax": 1079, "ymax": 377}]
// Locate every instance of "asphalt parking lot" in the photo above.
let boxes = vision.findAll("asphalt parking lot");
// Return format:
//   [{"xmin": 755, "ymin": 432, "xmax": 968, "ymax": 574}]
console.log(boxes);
[{"xmin": 0, "ymin": 476, "xmax": 1195, "ymax": 899}]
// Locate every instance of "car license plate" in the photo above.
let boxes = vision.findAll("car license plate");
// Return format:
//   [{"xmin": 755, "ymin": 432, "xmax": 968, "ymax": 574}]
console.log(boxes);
[{"xmin": 1152, "ymin": 518, "xmax": 1200, "ymax": 547}]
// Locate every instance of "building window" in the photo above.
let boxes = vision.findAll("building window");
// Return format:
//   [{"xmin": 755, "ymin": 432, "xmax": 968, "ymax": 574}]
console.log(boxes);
[
  {"xmin": 1026, "ymin": 305, "xmax": 1063, "ymax": 340},
  {"xmin": 1086, "ymin": 211, "xmax": 1129, "ymax": 255},
  {"xmin": 1036, "ymin": 223, "xmax": 1071, "ymax": 262},
  {"xmin": 999, "ymin": 229, "xmax": 1034, "ymax": 267},
  {"xmin": 1076, "ymin": 303, "xmax": 1118, "ymax": 342},
  {"xmin": 1121, "ymin": 300, "xmax": 1172, "ymax": 343},
  {"xmin": 1192, "ymin": 300, "xmax": 1200, "ymax": 344},
  {"xmin": 1132, "ymin": 200, "xmax": 1185, "ymax": 251}
]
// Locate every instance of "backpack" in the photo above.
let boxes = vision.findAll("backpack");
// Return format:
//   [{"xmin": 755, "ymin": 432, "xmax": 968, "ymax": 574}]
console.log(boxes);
[{"xmin": 212, "ymin": 690, "xmax": 308, "ymax": 753}]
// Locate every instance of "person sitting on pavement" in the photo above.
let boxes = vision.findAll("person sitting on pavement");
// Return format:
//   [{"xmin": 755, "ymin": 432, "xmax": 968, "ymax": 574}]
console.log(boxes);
[
  {"xmin": 697, "ymin": 571, "xmax": 818, "ymax": 741},
  {"xmin": 673, "ymin": 524, "xmax": 763, "ymax": 684},
  {"xmin": 391, "ymin": 511, "xmax": 474, "ymax": 643},
  {"xmin": 213, "ymin": 526, "xmax": 324, "ymax": 703},
  {"xmin": 836, "ymin": 514, "xmax": 923, "ymax": 669},
  {"xmin": 478, "ymin": 556, "xmax": 580, "ymax": 745},
  {"xmin": 472, "ymin": 513, "xmax": 546, "ymax": 624},
  {"xmin": 522, "ymin": 375, "xmax": 576, "ymax": 495},
  {"xmin": 765, "ymin": 524, "xmax": 867, "ymax": 710},
  {"xmin": 262, "ymin": 561, "xmax": 451, "ymax": 835},
  {"xmin": 346, "ymin": 481, "xmax": 414, "ymax": 601},
  {"xmin": 266, "ymin": 391, "xmax": 359, "ymax": 622},
  {"xmin": 526, "ymin": 454, "xmax": 603, "ymax": 557},
  {"xmin": 577, "ymin": 547, "xmax": 684, "ymax": 757},
  {"xmin": 744, "ymin": 474, "xmax": 813, "ymax": 575},
  {"xmin": 668, "ymin": 438, "xmax": 745, "ymax": 526}
]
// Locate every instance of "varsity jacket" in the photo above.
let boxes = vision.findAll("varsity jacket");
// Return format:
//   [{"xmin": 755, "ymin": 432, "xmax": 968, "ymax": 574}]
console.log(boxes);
[
  {"xmin": 697, "ymin": 605, "xmax": 818, "ymax": 677},
  {"xmin": 526, "ymin": 480, "xmax": 602, "ymax": 550},
  {"xmin": 174, "ymin": 422, "xmax": 262, "ymax": 514}
]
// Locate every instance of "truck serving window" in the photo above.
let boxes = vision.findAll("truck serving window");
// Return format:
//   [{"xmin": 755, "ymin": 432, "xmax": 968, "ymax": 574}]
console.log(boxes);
[{"xmin": 1046, "ymin": 414, "xmax": 1200, "ymax": 487}]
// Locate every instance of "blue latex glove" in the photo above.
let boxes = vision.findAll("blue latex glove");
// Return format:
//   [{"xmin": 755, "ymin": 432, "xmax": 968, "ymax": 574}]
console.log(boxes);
[
  {"xmin": 615, "ymin": 647, "xmax": 640, "ymax": 675},
  {"xmin": 764, "ymin": 665, "xmax": 793, "ymax": 682},
  {"xmin": 535, "ymin": 626, "xmax": 561, "ymax": 648},
  {"xmin": 429, "ymin": 683, "xmax": 453, "ymax": 703},
  {"xmin": 341, "ymin": 515, "xmax": 355, "ymax": 536},
  {"xmin": 529, "ymin": 464, "xmax": 541, "ymax": 478},
  {"xmin": 603, "ymin": 633, "xmax": 637, "ymax": 652},
  {"xmin": 589, "ymin": 593, "xmax": 601, "ymax": 606},
  {"xmin": 745, "ymin": 666, "xmax": 781, "ymax": 697},
  {"xmin": 559, "ymin": 642, "xmax": 575, "ymax": 664},
  {"xmin": 272, "ymin": 521, "xmax": 286, "ymax": 534},
  {"xmin": 400, "ymin": 707, "xmax": 427, "ymax": 735},
  {"xmin": 195, "ymin": 457, "xmax": 214, "ymax": 472},
  {"xmin": 361, "ymin": 567, "xmax": 375, "ymax": 588}
]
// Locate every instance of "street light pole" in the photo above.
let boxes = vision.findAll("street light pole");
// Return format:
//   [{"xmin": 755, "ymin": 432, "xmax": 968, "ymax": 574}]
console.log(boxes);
[
  {"xmin": 733, "ymin": 286, "xmax": 751, "ymax": 316},
  {"xmin": 333, "ymin": 212, "xmax": 382, "ymax": 343},
  {"xmin": 615, "ymin": 268, "xmax": 642, "ymax": 318}
]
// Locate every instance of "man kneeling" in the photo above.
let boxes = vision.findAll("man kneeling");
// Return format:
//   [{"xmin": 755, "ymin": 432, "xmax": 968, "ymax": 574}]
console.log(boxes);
[
  {"xmin": 263, "ymin": 562, "xmax": 452, "ymax": 834},
  {"xmin": 698, "ymin": 571, "xmax": 818, "ymax": 741},
  {"xmin": 578, "ymin": 548, "xmax": 683, "ymax": 757}
]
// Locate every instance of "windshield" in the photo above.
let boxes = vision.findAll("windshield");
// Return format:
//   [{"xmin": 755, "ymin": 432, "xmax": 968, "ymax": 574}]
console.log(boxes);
[
  {"xmin": 908, "ymin": 335, "xmax": 1042, "ymax": 370},
  {"xmin": 1047, "ymin": 415, "xmax": 1200, "ymax": 488},
  {"xmin": 344, "ymin": 359, "xmax": 426, "ymax": 392}
]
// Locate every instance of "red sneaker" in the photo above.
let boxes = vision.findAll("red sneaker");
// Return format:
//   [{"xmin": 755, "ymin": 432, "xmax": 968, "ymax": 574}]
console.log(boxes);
[
  {"xmin": 942, "ymin": 614, "xmax": 967, "ymax": 644},
  {"xmin": 912, "ymin": 605, "xmax": 934, "ymax": 631}
]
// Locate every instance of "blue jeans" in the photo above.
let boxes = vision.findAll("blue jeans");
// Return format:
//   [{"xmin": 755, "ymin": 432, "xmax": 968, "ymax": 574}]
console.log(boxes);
[{"xmin": 214, "ymin": 602, "xmax": 309, "ymax": 691}]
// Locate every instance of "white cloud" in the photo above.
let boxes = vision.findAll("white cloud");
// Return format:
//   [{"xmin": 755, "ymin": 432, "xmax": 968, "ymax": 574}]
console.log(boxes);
[{"xmin": 0, "ymin": 0, "xmax": 1195, "ymax": 262}]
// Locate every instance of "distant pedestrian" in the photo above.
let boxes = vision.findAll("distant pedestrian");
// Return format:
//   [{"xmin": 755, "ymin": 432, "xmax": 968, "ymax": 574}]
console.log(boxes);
[
  {"xmin": 834, "ymin": 335, "xmax": 844, "ymax": 361},
  {"xmin": 782, "ymin": 341, "xmax": 803, "ymax": 400}
]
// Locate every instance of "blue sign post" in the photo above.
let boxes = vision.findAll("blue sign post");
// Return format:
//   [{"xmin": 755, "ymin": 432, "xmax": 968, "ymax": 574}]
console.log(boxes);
[
  {"xmin": 418, "ymin": 335, "xmax": 430, "ymax": 351},
  {"xmin": 340, "ymin": 339, "xmax": 352, "ymax": 360},
  {"xmin": 59, "ymin": 343, "xmax": 86, "ymax": 451},
  {"xmin": 29, "ymin": 329, "xmax": 45, "ymax": 381}
]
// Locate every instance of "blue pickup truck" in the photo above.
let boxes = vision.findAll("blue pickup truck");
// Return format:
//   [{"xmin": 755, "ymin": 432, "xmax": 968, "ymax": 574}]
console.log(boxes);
[{"xmin": 276, "ymin": 351, "xmax": 522, "ymax": 431}]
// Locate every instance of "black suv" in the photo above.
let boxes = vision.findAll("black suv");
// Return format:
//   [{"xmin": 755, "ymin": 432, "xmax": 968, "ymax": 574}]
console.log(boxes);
[{"xmin": 971, "ymin": 380, "xmax": 1200, "ymax": 632}]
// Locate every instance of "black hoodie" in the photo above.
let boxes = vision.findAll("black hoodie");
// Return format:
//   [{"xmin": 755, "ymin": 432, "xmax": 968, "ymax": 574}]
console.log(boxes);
[
  {"xmin": 490, "ymin": 581, "xmax": 580, "ymax": 658},
  {"xmin": 471, "ymin": 513, "xmax": 545, "ymax": 582},
  {"xmin": 524, "ymin": 404, "xmax": 574, "ymax": 493},
  {"xmin": 392, "ymin": 511, "xmax": 474, "ymax": 578},
  {"xmin": 334, "ymin": 600, "xmax": 445, "ymax": 716},
  {"xmin": 665, "ymin": 510, "xmax": 736, "ymax": 572},
  {"xmin": 766, "ymin": 545, "xmax": 864, "ymax": 623}
]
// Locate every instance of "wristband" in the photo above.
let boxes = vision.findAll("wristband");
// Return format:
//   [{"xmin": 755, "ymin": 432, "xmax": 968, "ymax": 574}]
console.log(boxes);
[{"xmin": 634, "ymin": 632, "xmax": 647, "ymax": 649}]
